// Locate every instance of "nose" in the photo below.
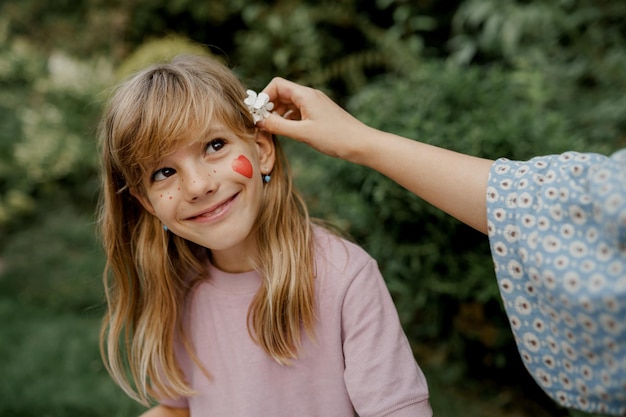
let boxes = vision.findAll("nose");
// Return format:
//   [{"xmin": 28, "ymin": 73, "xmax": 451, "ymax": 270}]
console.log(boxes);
[{"xmin": 180, "ymin": 167, "xmax": 217, "ymax": 201}]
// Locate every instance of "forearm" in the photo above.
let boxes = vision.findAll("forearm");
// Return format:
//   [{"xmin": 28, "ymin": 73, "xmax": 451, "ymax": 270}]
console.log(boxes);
[
  {"xmin": 260, "ymin": 77, "xmax": 493, "ymax": 232},
  {"xmin": 350, "ymin": 127, "xmax": 493, "ymax": 234}
]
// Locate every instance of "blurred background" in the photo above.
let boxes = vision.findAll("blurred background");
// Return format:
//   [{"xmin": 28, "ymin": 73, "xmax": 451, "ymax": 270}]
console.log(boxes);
[{"xmin": 0, "ymin": 0, "xmax": 624, "ymax": 416}]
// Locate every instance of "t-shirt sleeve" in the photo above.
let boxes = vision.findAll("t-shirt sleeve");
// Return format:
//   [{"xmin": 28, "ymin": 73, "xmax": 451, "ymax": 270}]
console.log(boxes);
[
  {"xmin": 341, "ymin": 258, "xmax": 432, "ymax": 417},
  {"xmin": 486, "ymin": 149, "xmax": 626, "ymax": 415}
]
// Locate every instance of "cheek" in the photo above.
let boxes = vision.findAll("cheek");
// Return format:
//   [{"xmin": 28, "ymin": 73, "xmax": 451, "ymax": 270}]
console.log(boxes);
[
  {"xmin": 231, "ymin": 155, "xmax": 254, "ymax": 179},
  {"xmin": 151, "ymin": 190, "xmax": 178, "ymax": 213},
  {"xmin": 157, "ymin": 190, "xmax": 177, "ymax": 201}
]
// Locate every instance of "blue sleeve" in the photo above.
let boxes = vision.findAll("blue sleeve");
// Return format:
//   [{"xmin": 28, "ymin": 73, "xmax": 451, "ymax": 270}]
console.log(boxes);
[{"xmin": 486, "ymin": 150, "xmax": 626, "ymax": 415}]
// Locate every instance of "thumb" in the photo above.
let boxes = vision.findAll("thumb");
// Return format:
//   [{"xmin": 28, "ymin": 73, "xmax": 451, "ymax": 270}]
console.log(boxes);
[{"xmin": 258, "ymin": 113, "xmax": 305, "ymax": 142}]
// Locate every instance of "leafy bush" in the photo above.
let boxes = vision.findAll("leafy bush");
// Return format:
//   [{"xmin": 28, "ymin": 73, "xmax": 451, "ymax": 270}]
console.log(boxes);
[
  {"xmin": 0, "ymin": 26, "xmax": 111, "ymax": 244},
  {"xmin": 289, "ymin": 60, "xmax": 615, "ymax": 384},
  {"xmin": 0, "ymin": 298, "xmax": 143, "ymax": 417},
  {"xmin": 0, "ymin": 206, "xmax": 105, "ymax": 313},
  {"xmin": 449, "ymin": 0, "xmax": 626, "ymax": 148}
]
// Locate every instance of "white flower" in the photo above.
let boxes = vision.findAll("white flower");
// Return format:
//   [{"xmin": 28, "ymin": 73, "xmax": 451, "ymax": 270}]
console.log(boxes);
[{"xmin": 244, "ymin": 89, "xmax": 275, "ymax": 124}]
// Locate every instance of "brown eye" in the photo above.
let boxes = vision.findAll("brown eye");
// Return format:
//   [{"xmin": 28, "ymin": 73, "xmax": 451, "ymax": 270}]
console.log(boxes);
[
  {"xmin": 152, "ymin": 167, "xmax": 176, "ymax": 182},
  {"xmin": 205, "ymin": 139, "xmax": 226, "ymax": 155}
]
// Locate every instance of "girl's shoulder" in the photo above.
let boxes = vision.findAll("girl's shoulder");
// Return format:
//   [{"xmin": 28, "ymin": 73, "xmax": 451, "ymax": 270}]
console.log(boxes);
[{"xmin": 311, "ymin": 223, "xmax": 377, "ymax": 280}]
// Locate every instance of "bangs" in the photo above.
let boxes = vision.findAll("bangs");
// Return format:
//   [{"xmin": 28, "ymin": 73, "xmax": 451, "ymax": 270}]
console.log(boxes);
[{"xmin": 104, "ymin": 56, "xmax": 255, "ymax": 189}]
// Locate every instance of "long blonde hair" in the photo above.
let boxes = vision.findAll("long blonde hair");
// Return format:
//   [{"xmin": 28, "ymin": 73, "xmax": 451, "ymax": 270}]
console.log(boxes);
[{"xmin": 98, "ymin": 54, "xmax": 316, "ymax": 405}]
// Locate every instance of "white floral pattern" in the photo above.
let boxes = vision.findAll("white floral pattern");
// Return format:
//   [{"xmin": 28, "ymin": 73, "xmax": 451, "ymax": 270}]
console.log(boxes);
[{"xmin": 487, "ymin": 150, "xmax": 626, "ymax": 415}]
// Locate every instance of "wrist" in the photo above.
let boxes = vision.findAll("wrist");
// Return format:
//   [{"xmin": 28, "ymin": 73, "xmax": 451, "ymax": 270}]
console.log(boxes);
[{"xmin": 342, "ymin": 125, "xmax": 381, "ymax": 166}]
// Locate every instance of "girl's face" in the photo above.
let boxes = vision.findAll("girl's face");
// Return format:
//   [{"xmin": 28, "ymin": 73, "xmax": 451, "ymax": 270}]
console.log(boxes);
[{"xmin": 132, "ymin": 123, "xmax": 275, "ymax": 273}]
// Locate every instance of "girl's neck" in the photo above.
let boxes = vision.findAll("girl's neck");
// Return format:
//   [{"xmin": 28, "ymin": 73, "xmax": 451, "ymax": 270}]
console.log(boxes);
[{"xmin": 209, "ymin": 244, "xmax": 256, "ymax": 273}]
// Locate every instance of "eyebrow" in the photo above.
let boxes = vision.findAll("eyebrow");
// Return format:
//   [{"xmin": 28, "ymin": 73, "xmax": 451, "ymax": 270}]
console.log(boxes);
[{"xmin": 204, "ymin": 124, "xmax": 229, "ymax": 137}]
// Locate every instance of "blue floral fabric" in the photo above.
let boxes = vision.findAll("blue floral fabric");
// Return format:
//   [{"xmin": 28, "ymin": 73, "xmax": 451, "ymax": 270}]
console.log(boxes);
[{"xmin": 487, "ymin": 150, "xmax": 626, "ymax": 416}]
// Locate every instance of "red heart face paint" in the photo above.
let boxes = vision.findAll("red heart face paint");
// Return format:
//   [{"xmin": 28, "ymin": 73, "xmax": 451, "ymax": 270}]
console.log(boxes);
[{"xmin": 232, "ymin": 155, "xmax": 253, "ymax": 178}]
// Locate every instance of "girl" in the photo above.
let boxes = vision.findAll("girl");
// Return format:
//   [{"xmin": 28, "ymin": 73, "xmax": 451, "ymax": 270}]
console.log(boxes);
[{"xmin": 98, "ymin": 55, "xmax": 431, "ymax": 417}]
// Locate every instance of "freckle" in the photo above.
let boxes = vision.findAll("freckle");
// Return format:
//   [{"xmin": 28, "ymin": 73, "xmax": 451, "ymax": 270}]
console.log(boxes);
[
  {"xmin": 169, "ymin": 196, "xmax": 173, "ymax": 200},
  {"xmin": 213, "ymin": 170, "xmax": 217, "ymax": 173},
  {"xmin": 160, "ymin": 194, "xmax": 163, "ymax": 198}
]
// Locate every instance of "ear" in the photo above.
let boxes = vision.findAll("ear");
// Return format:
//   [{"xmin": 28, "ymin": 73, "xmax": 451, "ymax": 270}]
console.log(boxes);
[
  {"xmin": 255, "ymin": 129, "xmax": 276, "ymax": 174},
  {"xmin": 129, "ymin": 187, "xmax": 157, "ymax": 216}
]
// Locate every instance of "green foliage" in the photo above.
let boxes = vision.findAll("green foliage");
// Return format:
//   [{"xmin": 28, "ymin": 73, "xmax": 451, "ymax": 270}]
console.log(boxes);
[
  {"xmin": 0, "ymin": 207, "xmax": 105, "ymax": 313},
  {"xmin": 348, "ymin": 62, "xmax": 614, "ymax": 157},
  {"xmin": 0, "ymin": 299, "xmax": 143, "ymax": 417},
  {"xmin": 290, "ymin": 61, "xmax": 615, "ymax": 388},
  {"xmin": 233, "ymin": 1, "xmax": 427, "ymax": 92},
  {"xmin": 449, "ymin": 0, "xmax": 626, "ymax": 148},
  {"xmin": 1, "ymin": 0, "xmax": 443, "ymax": 96},
  {"xmin": 114, "ymin": 35, "xmax": 214, "ymax": 80},
  {"xmin": 0, "ymin": 21, "xmax": 112, "ymax": 241}
]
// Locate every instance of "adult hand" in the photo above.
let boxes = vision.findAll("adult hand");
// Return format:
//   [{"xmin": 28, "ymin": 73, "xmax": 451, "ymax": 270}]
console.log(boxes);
[{"xmin": 258, "ymin": 77, "xmax": 370, "ymax": 162}]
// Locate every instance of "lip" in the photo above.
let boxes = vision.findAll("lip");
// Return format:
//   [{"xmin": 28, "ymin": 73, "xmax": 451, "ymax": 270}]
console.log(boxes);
[{"xmin": 184, "ymin": 193, "xmax": 239, "ymax": 222}]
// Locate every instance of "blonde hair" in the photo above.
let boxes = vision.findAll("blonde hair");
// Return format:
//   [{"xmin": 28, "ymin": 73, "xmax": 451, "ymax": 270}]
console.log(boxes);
[{"xmin": 98, "ymin": 55, "xmax": 316, "ymax": 405}]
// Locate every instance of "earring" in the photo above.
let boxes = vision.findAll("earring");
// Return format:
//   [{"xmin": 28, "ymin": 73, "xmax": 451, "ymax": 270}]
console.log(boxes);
[
  {"xmin": 263, "ymin": 174, "xmax": 271, "ymax": 184},
  {"xmin": 163, "ymin": 225, "xmax": 168, "ymax": 231}
]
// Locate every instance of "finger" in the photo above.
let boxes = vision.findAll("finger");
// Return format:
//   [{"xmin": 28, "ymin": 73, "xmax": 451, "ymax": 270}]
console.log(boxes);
[
  {"xmin": 257, "ymin": 112, "xmax": 305, "ymax": 141},
  {"xmin": 269, "ymin": 102, "xmax": 299, "ymax": 119},
  {"xmin": 261, "ymin": 77, "xmax": 296, "ymax": 103},
  {"xmin": 262, "ymin": 77, "xmax": 314, "ymax": 111},
  {"xmin": 282, "ymin": 109, "xmax": 301, "ymax": 121}
]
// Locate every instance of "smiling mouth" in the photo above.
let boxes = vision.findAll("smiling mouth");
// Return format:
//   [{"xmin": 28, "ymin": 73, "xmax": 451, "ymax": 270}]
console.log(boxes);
[{"xmin": 188, "ymin": 194, "xmax": 238, "ymax": 220}]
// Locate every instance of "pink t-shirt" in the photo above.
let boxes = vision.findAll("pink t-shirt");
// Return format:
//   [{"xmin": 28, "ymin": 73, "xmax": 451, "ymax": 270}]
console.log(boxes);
[{"xmin": 160, "ymin": 226, "xmax": 432, "ymax": 416}]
